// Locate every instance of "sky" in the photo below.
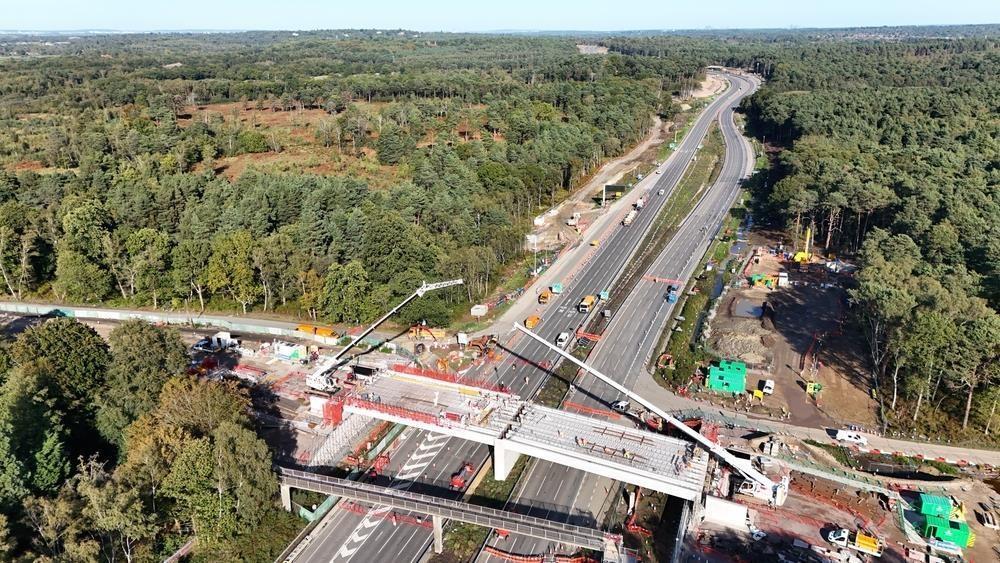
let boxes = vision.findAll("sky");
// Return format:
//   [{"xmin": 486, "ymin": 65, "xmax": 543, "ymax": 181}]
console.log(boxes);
[{"xmin": 3, "ymin": 0, "xmax": 999, "ymax": 32}]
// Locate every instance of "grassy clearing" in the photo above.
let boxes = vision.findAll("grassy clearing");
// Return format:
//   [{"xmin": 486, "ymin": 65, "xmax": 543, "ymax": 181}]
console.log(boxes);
[{"xmin": 804, "ymin": 439, "xmax": 857, "ymax": 468}]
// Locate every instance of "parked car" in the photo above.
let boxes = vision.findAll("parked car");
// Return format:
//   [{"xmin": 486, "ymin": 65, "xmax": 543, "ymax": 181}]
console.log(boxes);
[
  {"xmin": 761, "ymin": 379, "xmax": 775, "ymax": 395},
  {"xmin": 834, "ymin": 429, "xmax": 868, "ymax": 447}
]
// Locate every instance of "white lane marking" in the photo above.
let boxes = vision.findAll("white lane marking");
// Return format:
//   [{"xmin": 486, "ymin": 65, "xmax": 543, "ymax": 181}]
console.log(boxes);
[{"xmin": 331, "ymin": 433, "xmax": 449, "ymax": 561}]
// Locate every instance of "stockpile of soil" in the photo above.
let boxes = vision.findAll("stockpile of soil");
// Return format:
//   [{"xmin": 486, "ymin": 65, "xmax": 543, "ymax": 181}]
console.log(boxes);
[{"xmin": 710, "ymin": 318, "xmax": 773, "ymax": 364}]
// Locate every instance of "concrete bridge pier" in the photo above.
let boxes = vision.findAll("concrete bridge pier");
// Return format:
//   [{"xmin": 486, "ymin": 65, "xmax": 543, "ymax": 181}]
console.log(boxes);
[
  {"xmin": 492, "ymin": 441, "xmax": 521, "ymax": 480},
  {"xmin": 432, "ymin": 515, "xmax": 444, "ymax": 553},
  {"xmin": 280, "ymin": 484, "xmax": 292, "ymax": 512}
]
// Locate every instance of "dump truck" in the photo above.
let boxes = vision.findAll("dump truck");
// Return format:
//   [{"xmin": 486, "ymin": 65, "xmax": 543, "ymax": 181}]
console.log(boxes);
[
  {"xmin": 622, "ymin": 210, "xmax": 638, "ymax": 226},
  {"xmin": 827, "ymin": 529, "xmax": 884, "ymax": 557},
  {"xmin": 538, "ymin": 289, "xmax": 552, "ymax": 304},
  {"xmin": 525, "ymin": 315, "xmax": 541, "ymax": 329},
  {"xmin": 578, "ymin": 295, "xmax": 596, "ymax": 313}
]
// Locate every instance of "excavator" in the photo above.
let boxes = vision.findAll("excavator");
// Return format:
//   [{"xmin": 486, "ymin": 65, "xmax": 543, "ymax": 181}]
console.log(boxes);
[
  {"xmin": 515, "ymin": 323, "xmax": 790, "ymax": 507},
  {"xmin": 467, "ymin": 334, "xmax": 498, "ymax": 357}
]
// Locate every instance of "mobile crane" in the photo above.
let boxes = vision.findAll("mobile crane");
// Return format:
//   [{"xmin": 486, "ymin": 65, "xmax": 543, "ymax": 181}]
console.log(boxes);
[
  {"xmin": 513, "ymin": 323, "xmax": 789, "ymax": 506},
  {"xmin": 306, "ymin": 279, "xmax": 464, "ymax": 392}
]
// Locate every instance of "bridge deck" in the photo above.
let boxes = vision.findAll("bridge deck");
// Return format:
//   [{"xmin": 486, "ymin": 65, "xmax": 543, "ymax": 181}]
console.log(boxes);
[
  {"xmin": 277, "ymin": 467, "xmax": 611, "ymax": 550},
  {"xmin": 344, "ymin": 369, "xmax": 709, "ymax": 500}
]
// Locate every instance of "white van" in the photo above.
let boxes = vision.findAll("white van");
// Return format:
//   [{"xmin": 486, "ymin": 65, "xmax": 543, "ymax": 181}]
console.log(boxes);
[
  {"xmin": 835, "ymin": 430, "xmax": 868, "ymax": 446},
  {"xmin": 555, "ymin": 332, "xmax": 571, "ymax": 347}
]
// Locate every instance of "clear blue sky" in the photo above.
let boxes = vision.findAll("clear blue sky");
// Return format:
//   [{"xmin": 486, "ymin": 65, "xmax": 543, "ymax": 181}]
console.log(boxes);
[{"xmin": 5, "ymin": 0, "xmax": 999, "ymax": 32}]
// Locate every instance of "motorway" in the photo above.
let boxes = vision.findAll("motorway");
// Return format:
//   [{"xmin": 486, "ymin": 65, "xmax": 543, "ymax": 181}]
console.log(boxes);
[
  {"xmin": 478, "ymin": 71, "xmax": 759, "ymax": 561},
  {"xmin": 290, "ymin": 71, "xmax": 755, "ymax": 563}
]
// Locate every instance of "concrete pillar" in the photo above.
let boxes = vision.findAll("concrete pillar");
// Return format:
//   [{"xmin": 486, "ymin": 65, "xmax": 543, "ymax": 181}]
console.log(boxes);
[
  {"xmin": 432, "ymin": 515, "xmax": 444, "ymax": 554},
  {"xmin": 280, "ymin": 484, "xmax": 292, "ymax": 512},
  {"xmin": 492, "ymin": 442, "xmax": 521, "ymax": 480}
]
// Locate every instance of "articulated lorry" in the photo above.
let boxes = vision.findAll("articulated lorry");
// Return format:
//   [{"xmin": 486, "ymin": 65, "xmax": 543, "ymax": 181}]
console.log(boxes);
[{"xmin": 622, "ymin": 209, "xmax": 637, "ymax": 226}]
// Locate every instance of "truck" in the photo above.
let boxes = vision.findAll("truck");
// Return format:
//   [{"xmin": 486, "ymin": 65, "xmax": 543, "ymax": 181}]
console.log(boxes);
[
  {"xmin": 450, "ymin": 462, "xmax": 475, "ymax": 490},
  {"xmin": 578, "ymin": 295, "xmax": 597, "ymax": 313},
  {"xmin": 622, "ymin": 210, "xmax": 637, "ymax": 226},
  {"xmin": 827, "ymin": 529, "xmax": 884, "ymax": 557},
  {"xmin": 538, "ymin": 289, "xmax": 552, "ymax": 304},
  {"xmin": 634, "ymin": 197, "xmax": 645, "ymax": 210},
  {"xmin": 666, "ymin": 285, "xmax": 679, "ymax": 303},
  {"xmin": 525, "ymin": 315, "xmax": 541, "ymax": 329}
]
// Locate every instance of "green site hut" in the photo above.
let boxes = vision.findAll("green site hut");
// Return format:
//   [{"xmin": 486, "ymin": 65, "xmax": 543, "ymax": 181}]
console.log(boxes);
[
  {"xmin": 706, "ymin": 360, "xmax": 747, "ymax": 394},
  {"xmin": 918, "ymin": 493, "xmax": 952, "ymax": 518},
  {"xmin": 921, "ymin": 515, "xmax": 974, "ymax": 548}
]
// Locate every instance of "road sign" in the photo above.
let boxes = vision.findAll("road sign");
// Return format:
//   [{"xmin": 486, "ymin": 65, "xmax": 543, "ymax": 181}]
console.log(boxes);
[{"xmin": 471, "ymin": 305, "xmax": 487, "ymax": 318}]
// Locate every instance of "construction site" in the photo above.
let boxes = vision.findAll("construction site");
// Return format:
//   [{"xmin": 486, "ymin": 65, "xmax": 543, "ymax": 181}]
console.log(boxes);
[{"xmin": 699, "ymin": 227, "xmax": 877, "ymax": 429}]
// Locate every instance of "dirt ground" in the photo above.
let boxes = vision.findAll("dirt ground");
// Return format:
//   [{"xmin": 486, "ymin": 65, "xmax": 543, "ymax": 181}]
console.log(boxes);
[
  {"xmin": 689, "ymin": 74, "xmax": 727, "ymax": 99},
  {"xmin": 705, "ymin": 234, "xmax": 877, "ymax": 429}
]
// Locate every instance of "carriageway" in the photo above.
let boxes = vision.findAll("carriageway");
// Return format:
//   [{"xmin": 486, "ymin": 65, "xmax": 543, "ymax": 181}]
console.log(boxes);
[
  {"xmin": 277, "ymin": 467, "xmax": 629, "ymax": 561},
  {"xmin": 324, "ymin": 365, "xmax": 709, "ymax": 502}
]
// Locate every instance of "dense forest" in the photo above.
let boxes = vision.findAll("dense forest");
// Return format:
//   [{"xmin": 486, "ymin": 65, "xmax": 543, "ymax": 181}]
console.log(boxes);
[
  {"xmin": 734, "ymin": 38, "xmax": 1000, "ymax": 435},
  {"xmin": 0, "ymin": 31, "xmax": 712, "ymax": 325},
  {"xmin": 0, "ymin": 317, "xmax": 295, "ymax": 561}
]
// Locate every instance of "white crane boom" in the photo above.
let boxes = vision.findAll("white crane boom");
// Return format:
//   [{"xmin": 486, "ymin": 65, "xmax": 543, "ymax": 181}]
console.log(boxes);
[
  {"xmin": 306, "ymin": 279, "xmax": 463, "ymax": 393},
  {"xmin": 512, "ymin": 322, "xmax": 787, "ymax": 505},
  {"xmin": 331, "ymin": 278, "xmax": 464, "ymax": 364}
]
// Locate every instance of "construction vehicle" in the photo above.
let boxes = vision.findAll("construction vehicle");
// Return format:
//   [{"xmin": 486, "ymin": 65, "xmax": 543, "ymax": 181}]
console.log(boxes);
[
  {"xmin": 538, "ymin": 289, "xmax": 552, "ymax": 304},
  {"xmin": 565, "ymin": 212, "xmax": 581, "ymax": 226},
  {"xmin": 524, "ymin": 315, "xmax": 541, "ymax": 329},
  {"xmin": 827, "ymin": 529, "xmax": 884, "ymax": 557},
  {"xmin": 794, "ymin": 226, "xmax": 813, "ymax": 263},
  {"xmin": 578, "ymin": 295, "xmax": 596, "ymax": 313},
  {"xmin": 514, "ymin": 323, "xmax": 790, "ymax": 507},
  {"xmin": 450, "ymin": 462, "xmax": 475, "ymax": 490},
  {"xmin": 306, "ymin": 279, "xmax": 464, "ymax": 393},
  {"xmin": 410, "ymin": 325, "xmax": 447, "ymax": 340},
  {"xmin": 367, "ymin": 454, "xmax": 390, "ymax": 479},
  {"xmin": 467, "ymin": 334, "xmax": 498, "ymax": 357},
  {"xmin": 622, "ymin": 209, "xmax": 637, "ymax": 226}
]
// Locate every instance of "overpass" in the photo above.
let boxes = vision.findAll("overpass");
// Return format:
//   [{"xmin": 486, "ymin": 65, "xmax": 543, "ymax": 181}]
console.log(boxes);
[
  {"xmin": 276, "ymin": 467, "xmax": 629, "ymax": 562},
  {"xmin": 325, "ymin": 365, "xmax": 709, "ymax": 502}
]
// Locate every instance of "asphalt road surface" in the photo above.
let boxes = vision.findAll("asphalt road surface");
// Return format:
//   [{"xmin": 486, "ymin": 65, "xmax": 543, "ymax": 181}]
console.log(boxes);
[
  {"xmin": 290, "ymin": 71, "xmax": 756, "ymax": 563},
  {"xmin": 476, "ymin": 72, "xmax": 760, "ymax": 561}
]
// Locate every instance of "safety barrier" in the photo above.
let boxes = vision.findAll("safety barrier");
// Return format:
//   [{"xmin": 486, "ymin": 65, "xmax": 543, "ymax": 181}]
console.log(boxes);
[
  {"xmin": 345, "ymin": 396, "xmax": 440, "ymax": 428},
  {"xmin": 389, "ymin": 363, "xmax": 505, "ymax": 392}
]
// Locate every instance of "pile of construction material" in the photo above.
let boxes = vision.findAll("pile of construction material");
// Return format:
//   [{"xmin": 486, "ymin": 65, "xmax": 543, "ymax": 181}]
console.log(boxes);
[{"xmin": 710, "ymin": 319, "xmax": 771, "ymax": 363}]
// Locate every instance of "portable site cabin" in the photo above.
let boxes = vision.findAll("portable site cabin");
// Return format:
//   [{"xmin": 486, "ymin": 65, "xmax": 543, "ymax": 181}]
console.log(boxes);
[
  {"xmin": 919, "ymin": 494, "xmax": 952, "ymax": 519},
  {"xmin": 706, "ymin": 360, "xmax": 747, "ymax": 394},
  {"xmin": 922, "ymin": 515, "xmax": 974, "ymax": 548}
]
